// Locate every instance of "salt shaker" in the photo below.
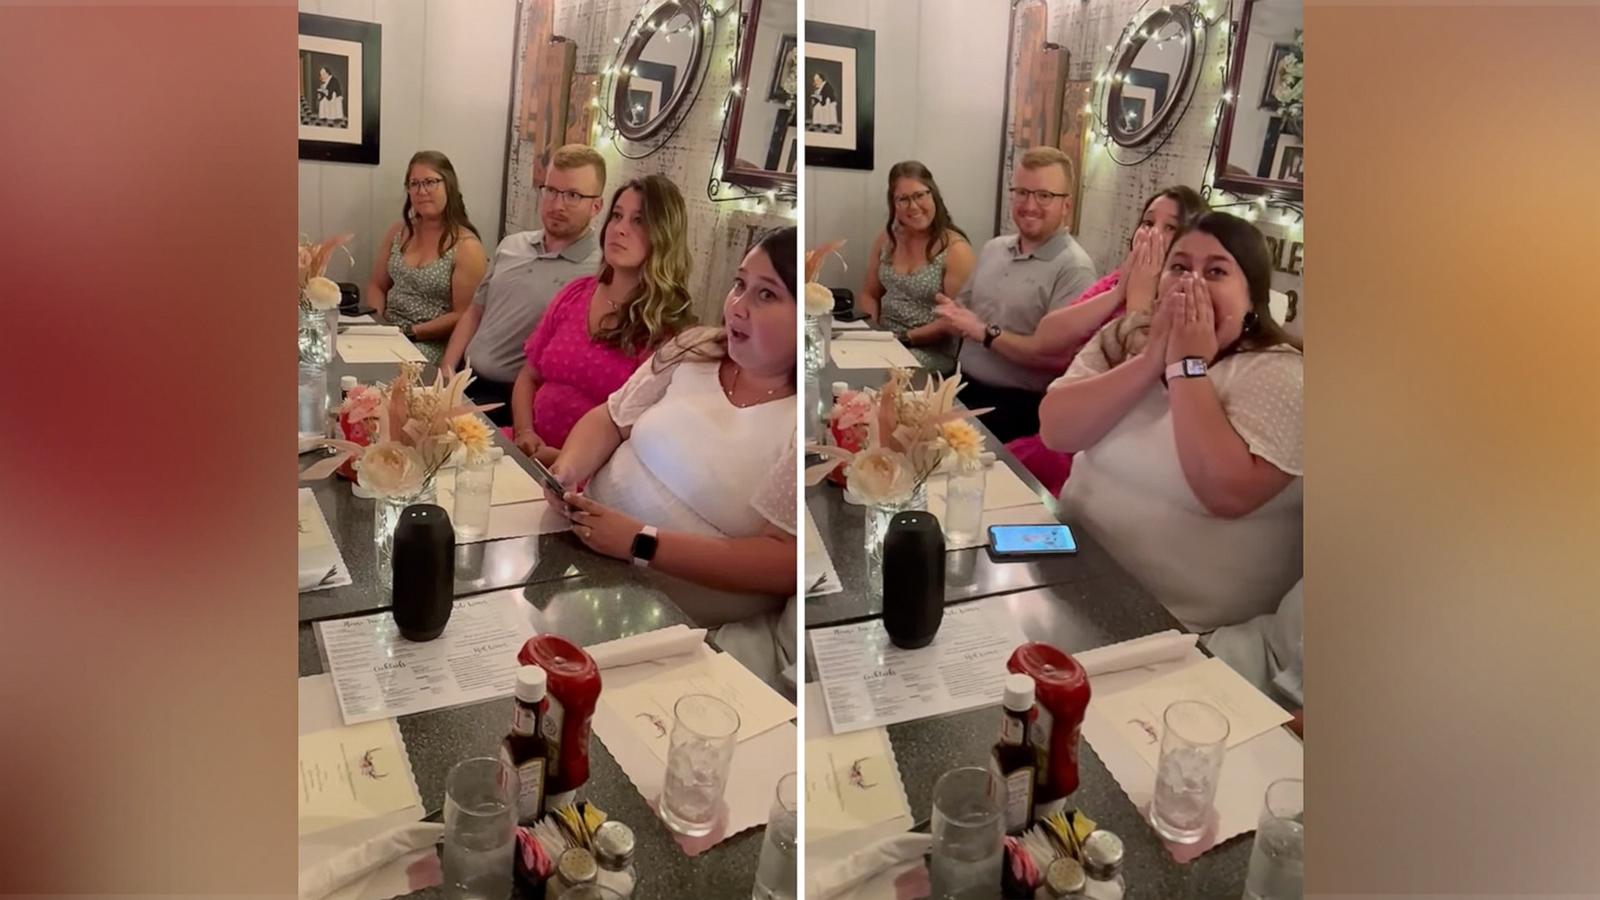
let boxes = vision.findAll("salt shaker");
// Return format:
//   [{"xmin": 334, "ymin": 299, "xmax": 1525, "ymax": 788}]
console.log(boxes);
[
  {"xmin": 549, "ymin": 846, "xmax": 598, "ymax": 898},
  {"xmin": 1039, "ymin": 857, "xmax": 1087, "ymax": 898},
  {"xmin": 1081, "ymin": 830, "xmax": 1125, "ymax": 899},
  {"xmin": 591, "ymin": 820, "xmax": 637, "ymax": 897}
]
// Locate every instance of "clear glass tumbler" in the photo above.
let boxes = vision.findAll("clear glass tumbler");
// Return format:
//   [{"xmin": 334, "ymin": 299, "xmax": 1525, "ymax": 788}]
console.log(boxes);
[
  {"xmin": 1149, "ymin": 700, "xmax": 1231, "ymax": 844},
  {"xmin": 298, "ymin": 362, "xmax": 329, "ymax": 441},
  {"xmin": 659, "ymin": 693, "xmax": 741, "ymax": 837},
  {"xmin": 751, "ymin": 772, "xmax": 798, "ymax": 899},
  {"xmin": 1242, "ymin": 777, "xmax": 1304, "ymax": 900},
  {"xmin": 441, "ymin": 756, "xmax": 518, "ymax": 900},
  {"xmin": 942, "ymin": 458, "xmax": 987, "ymax": 547},
  {"xmin": 452, "ymin": 449, "xmax": 497, "ymax": 541},
  {"xmin": 928, "ymin": 766, "xmax": 1005, "ymax": 900}
]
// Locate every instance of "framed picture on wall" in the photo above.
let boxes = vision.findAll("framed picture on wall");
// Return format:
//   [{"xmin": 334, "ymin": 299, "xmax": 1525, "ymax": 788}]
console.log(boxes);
[
  {"xmin": 778, "ymin": 125, "xmax": 797, "ymax": 173},
  {"xmin": 1273, "ymin": 141, "xmax": 1304, "ymax": 183},
  {"xmin": 1259, "ymin": 42, "xmax": 1295, "ymax": 109},
  {"xmin": 298, "ymin": 13, "xmax": 380, "ymax": 164},
  {"xmin": 804, "ymin": 21, "xmax": 874, "ymax": 170},
  {"xmin": 768, "ymin": 34, "xmax": 797, "ymax": 102},
  {"xmin": 627, "ymin": 60, "xmax": 678, "ymax": 127}
]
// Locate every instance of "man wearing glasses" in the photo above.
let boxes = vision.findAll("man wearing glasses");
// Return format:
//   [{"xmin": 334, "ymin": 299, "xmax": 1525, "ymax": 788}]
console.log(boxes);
[
  {"xmin": 937, "ymin": 146, "xmax": 1097, "ymax": 442},
  {"xmin": 441, "ymin": 144, "xmax": 606, "ymax": 423}
]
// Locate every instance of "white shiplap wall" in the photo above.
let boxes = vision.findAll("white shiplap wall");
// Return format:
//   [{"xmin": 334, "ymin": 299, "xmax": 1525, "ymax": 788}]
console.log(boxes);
[{"xmin": 297, "ymin": 0, "xmax": 518, "ymax": 289}]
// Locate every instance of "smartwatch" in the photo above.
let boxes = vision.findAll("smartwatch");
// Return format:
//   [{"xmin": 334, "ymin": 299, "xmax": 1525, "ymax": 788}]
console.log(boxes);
[
  {"xmin": 982, "ymin": 324, "xmax": 1003, "ymax": 348},
  {"xmin": 400, "ymin": 323, "xmax": 416, "ymax": 340},
  {"xmin": 630, "ymin": 525, "xmax": 659, "ymax": 568},
  {"xmin": 1164, "ymin": 357, "xmax": 1208, "ymax": 382}
]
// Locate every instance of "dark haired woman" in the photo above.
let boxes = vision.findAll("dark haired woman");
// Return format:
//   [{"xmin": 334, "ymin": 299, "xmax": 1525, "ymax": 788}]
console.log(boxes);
[
  {"xmin": 366, "ymin": 151, "xmax": 487, "ymax": 365},
  {"xmin": 1039, "ymin": 212, "xmax": 1303, "ymax": 631},
  {"xmin": 859, "ymin": 161, "xmax": 975, "ymax": 374},
  {"xmin": 940, "ymin": 185, "xmax": 1205, "ymax": 493}
]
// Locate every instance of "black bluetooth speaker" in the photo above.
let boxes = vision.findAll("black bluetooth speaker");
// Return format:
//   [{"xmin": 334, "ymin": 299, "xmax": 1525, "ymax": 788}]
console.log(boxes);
[
  {"xmin": 391, "ymin": 503, "xmax": 455, "ymax": 641},
  {"xmin": 882, "ymin": 510, "xmax": 945, "ymax": 649}
]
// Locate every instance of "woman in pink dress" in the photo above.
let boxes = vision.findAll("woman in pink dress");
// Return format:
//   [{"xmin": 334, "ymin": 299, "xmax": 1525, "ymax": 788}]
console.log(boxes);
[
  {"xmin": 938, "ymin": 185, "xmax": 1204, "ymax": 494},
  {"xmin": 508, "ymin": 174, "xmax": 696, "ymax": 464}
]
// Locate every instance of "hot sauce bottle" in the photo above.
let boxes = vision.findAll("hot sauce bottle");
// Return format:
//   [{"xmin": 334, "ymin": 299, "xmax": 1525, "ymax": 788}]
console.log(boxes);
[
  {"xmin": 992, "ymin": 672, "xmax": 1038, "ymax": 835},
  {"xmin": 502, "ymin": 665, "xmax": 550, "ymax": 824},
  {"xmin": 1007, "ymin": 642, "xmax": 1090, "ymax": 821},
  {"xmin": 519, "ymin": 634, "xmax": 602, "ymax": 809}
]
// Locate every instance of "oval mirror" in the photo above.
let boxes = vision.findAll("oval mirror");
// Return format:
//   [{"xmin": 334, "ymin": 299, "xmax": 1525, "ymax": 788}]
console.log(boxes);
[
  {"xmin": 1105, "ymin": 6, "xmax": 1196, "ymax": 147},
  {"xmin": 614, "ymin": 0, "xmax": 705, "ymax": 142}
]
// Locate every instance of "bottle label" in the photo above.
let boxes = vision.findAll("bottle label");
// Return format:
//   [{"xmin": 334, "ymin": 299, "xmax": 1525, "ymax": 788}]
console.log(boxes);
[
  {"xmin": 1003, "ymin": 766, "xmax": 1035, "ymax": 833},
  {"xmin": 543, "ymin": 693, "xmax": 566, "ymax": 776},
  {"xmin": 516, "ymin": 758, "xmax": 545, "ymax": 822},
  {"xmin": 1001, "ymin": 715, "xmax": 1026, "ymax": 746},
  {"xmin": 1031, "ymin": 706, "xmax": 1054, "ymax": 787},
  {"xmin": 513, "ymin": 702, "xmax": 538, "ymax": 736}
]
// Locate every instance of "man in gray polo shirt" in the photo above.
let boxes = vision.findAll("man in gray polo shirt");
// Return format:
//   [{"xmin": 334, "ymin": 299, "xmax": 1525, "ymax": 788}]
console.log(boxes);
[
  {"xmin": 441, "ymin": 144, "xmax": 606, "ymax": 424},
  {"xmin": 937, "ymin": 147, "xmax": 1098, "ymax": 442}
]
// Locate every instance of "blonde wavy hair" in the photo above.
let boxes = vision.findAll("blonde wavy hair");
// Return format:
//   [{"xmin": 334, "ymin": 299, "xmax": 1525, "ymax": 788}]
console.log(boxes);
[
  {"xmin": 650, "ymin": 226, "xmax": 798, "ymax": 375},
  {"xmin": 594, "ymin": 174, "xmax": 697, "ymax": 353}
]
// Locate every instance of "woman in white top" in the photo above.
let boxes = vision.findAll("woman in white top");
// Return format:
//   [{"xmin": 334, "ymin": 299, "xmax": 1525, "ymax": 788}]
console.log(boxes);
[
  {"xmin": 546, "ymin": 226, "xmax": 798, "ymax": 610},
  {"xmin": 1039, "ymin": 212, "xmax": 1302, "ymax": 631}
]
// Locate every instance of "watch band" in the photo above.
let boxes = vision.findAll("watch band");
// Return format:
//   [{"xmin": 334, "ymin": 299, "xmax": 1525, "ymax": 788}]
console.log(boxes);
[
  {"xmin": 1164, "ymin": 357, "xmax": 1208, "ymax": 382},
  {"xmin": 983, "ymin": 324, "xmax": 1002, "ymax": 348},
  {"xmin": 631, "ymin": 525, "xmax": 659, "ymax": 568}
]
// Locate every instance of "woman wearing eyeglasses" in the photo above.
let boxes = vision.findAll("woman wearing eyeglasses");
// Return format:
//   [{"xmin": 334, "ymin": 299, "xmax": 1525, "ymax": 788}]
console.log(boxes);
[
  {"xmin": 857, "ymin": 161, "xmax": 974, "ymax": 375},
  {"xmin": 366, "ymin": 150, "xmax": 487, "ymax": 365},
  {"xmin": 508, "ymin": 175, "xmax": 697, "ymax": 464}
]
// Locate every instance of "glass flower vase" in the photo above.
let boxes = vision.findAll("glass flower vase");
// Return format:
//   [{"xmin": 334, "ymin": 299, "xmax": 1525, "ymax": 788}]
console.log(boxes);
[
  {"xmin": 863, "ymin": 483, "xmax": 928, "ymax": 564},
  {"xmin": 804, "ymin": 313, "xmax": 830, "ymax": 384},
  {"xmin": 298, "ymin": 301, "xmax": 336, "ymax": 368},
  {"xmin": 373, "ymin": 482, "xmax": 438, "ymax": 589}
]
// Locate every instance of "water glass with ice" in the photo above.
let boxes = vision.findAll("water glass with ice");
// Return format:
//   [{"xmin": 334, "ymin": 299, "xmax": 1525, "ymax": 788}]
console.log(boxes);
[
  {"xmin": 942, "ymin": 460, "xmax": 987, "ymax": 547},
  {"xmin": 1149, "ymin": 699, "xmax": 1230, "ymax": 844},
  {"xmin": 751, "ymin": 771, "xmax": 798, "ymax": 899},
  {"xmin": 442, "ymin": 756, "xmax": 518, "ymax": 900},
  {"xmin": 659, "ymin": 693, "xmax": 741, "ymax": 837},
  {"xmin": 298, "ymin": 362, "xmax": 329, "ymax": 441},
  {"xmin": 452, "ymin": 447, "xmax": 498, "ymax": 541},
  {"xmin": 928, "ymin": 766, "xmax": 1004, "ymax": 900},
  {"xmin": 1243, "ymin": 777, "xmax": 1303, "ymax": 900}
]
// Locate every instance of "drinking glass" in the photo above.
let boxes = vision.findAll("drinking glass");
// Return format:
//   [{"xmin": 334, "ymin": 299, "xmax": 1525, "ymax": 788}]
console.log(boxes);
[
  {"xmin": 1243, "ymin": 778, "xmax": 1304, "ymax": 899},
  {"xmin": 1149, "ymin": 700, "xmax": 1230, "ymax": 844},
  {"xmin": 298, "ymin": 362, "xmax": 329, "ymax": 441},
  {"xmin": 752, "ymin": 772, "xmax": 798, "ymax": 899},
  {"xmin": 452, "ymin": 450, "xmax": 497, "ymax": 541},
  {"xmin": 659, "ymin": 693, "xmax": 741, "ymax": 837},
  {"xmin": 942, "ymin": 459, "xmax": 987, "ymax": 547},
  {"xmin": 928, "ymin": 766, "xmax": 1004, "ymax": 899},
  {"xmin": 441, "ymin": 756, "xmax": 518, "ymax": 900}
]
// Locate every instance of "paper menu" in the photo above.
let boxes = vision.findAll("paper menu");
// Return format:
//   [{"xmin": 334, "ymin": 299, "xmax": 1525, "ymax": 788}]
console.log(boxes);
[
  {"xmin": 810, "ymin": 598, "xmax": 1026, "ymax": 735},
  {"xmin": 600, "ymin": 651, "xmax": 797, "ymax": 765},
  {"xmin": 1090, "ymin": 656, "xmax": 1293, "ymax": 771},
  {"xmin": 831, "ymin": 340, "xmax": 920, "ymax": 369},
  {"xmin": 337, "ymin": 333, "xmax": 427, "ymax": 364},
  {"xmin": 317, "ymin": 594, "xmax": 538, "ymax": 725},
  {"xmin": 805, "ymin": 508, "xmax": 842, "ymax": 597},
  {"xmin": 805, "ymin": 726, "xmax": 913, "ymax": 842},
  {"xmin": 298, "ymin": 719, "xmax": 423, "ymax": 836},
  {"xmin": 299, "ymin": 488, "xmax": 352, "ymax": 592}
]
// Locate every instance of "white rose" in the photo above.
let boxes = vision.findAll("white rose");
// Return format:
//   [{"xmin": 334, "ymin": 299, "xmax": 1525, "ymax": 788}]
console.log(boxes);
[
  {"xmin": 845, "ymin": 447, "xmax": 917, "ymax": 504},
  {"xmin": 305, "ymin": 276, "xmax": 342, "ymax": 310},
  {"xmin": 805, "ymin": 281, "xmax": 834, "ymax": 317},
  {"xmin": 356, "ymin": 442, "xmax": 427, "ymax": 497}
]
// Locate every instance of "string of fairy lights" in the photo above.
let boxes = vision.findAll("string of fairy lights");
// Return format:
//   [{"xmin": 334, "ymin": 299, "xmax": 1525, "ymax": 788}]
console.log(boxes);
[
  {"xmin": 1080, "ymin": 0, "xmax": 1302, "ymax": 235},
  {"xmin": 582, "ymin": 0, "xmax": 795, "ymax": 214}
]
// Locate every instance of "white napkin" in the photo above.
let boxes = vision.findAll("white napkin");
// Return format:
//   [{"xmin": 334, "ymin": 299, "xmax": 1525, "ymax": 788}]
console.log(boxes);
[
  {"xmin": 585, "ymin": 624, "xmax": 707, "ymax": 669},
  {"xmin": 833, "ymin": 318, "xmax": 872, "ymax": 332},
  {"xmin": 832, "ymin": 330, "xmax": 897, "ymax": 342},
  {"xmin": 1076, "ymin": 630, "xmax": 1198, "ymax": 677},
  {"xmin": 341, "ymin": 324, "xmax": 402, "ymax": 336},
  {"xmin": 806, "ymin": 832, "xmax": 932, "ymax": 900},
  {"xmin": 299, "ymin": 822, "xmax": 442, "ymax": 900}
]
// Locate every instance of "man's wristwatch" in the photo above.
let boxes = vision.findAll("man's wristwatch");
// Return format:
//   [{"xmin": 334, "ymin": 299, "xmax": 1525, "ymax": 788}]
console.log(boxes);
[
  {"xmin": 982, "ymin": 323, "xmax": 1003, "ymax": 348},
  {"xmin": 1164, "ymin": 357, "xmax": 1208, "ymax": 382},
  {"xmin": 630, "ymin": 525, "xmax": 659, "ymax": 568}
]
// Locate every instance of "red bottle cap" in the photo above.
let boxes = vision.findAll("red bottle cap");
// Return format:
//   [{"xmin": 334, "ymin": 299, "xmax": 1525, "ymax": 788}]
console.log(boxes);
[
  {"xmin": 1008, "ymin": 642, "xmax": 1087, "ymax": 690},
  {"xmin": 519, "ymin": 634, "xmax": 597, "ymax": 677}
]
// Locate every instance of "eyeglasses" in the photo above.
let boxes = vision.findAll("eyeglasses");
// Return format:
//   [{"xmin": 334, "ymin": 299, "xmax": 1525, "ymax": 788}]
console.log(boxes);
[
  {"xmin": 1009, "ymin": 187, "xmax": 1069, "ymax": 205},
  {"xmin": 539, "ymin": 185, "xmax": 601, "ymax": 205},
  {"xmin": 893, "ymin": 189, "xmax": 932, "ymax": 208},
  {"xmin": 405, "ymin": 177, "xmax": 444, "ymax": 192}
]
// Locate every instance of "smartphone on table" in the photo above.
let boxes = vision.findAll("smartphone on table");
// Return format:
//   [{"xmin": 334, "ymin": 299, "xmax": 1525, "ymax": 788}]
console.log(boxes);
[{"xmin": 986, "ymin": 523, "xmax": 1078, "ymax": 560}]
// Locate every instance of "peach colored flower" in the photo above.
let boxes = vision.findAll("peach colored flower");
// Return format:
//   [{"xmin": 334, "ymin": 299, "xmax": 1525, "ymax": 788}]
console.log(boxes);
[
  {"xmin": 356, "ymin": 442, "xmax": 428, "ymax": 497},
  {"xmin": 304, "ymin": 276, "xmax": 341, "ymax": 310},
  {"xmin": 940, "ymin": 420, "xmax": 984, "ymax": 462},
  {"xmin": 805, "ymin": 281, "xmax": 834, "ymax": 316},
  {"xmin": 450, "ymin": 415, "xmax": 492, "ymax": 459},
  {"xmin": 845, "ymin": 447, "xmax": 917, "ymax": 504}
]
